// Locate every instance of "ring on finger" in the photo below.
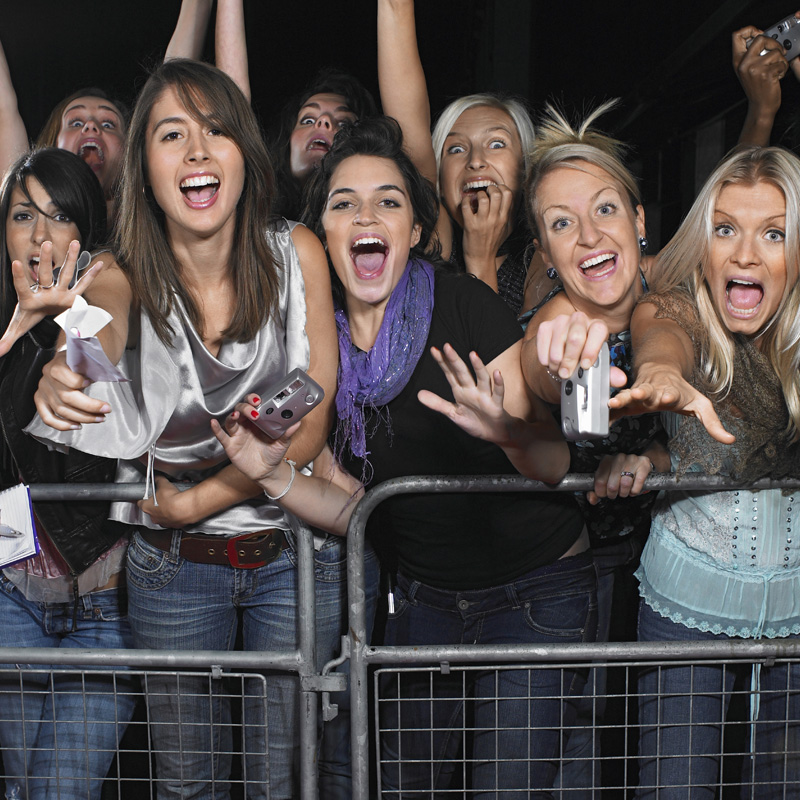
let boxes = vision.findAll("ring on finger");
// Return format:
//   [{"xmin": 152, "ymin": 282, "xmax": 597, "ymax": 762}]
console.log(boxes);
[
  {"xmin": 29, "ymin": 282, "xmax": 40, "ymax": 293},
  {"xmin": 759, "ymin": 47, "xmax": 769, "ymax": 56},
  {"xmin": 620, "ymin": 471, "xmax": 635, "ymax": 479},
  {"xmin": 39, "ymin": 279, "xmax": 56, "ymax": 290}
]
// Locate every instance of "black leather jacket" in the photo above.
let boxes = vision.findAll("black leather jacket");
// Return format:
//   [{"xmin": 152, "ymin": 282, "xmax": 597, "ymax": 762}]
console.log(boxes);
[{"xmin": 0, "ymin": 318, "xmax": 123, "ymax": 575}]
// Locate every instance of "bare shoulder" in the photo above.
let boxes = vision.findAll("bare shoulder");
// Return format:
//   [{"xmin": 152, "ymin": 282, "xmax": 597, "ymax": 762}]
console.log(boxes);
[{"xmin": 290, "ymin": 223, "xmax": 326, "ymax": 262}]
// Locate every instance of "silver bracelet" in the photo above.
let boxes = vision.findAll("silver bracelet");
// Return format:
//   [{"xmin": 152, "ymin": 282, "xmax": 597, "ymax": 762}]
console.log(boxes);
[
  {"xmin": 546, "ymin": 367, "xmax": 562, "ymax": 383},
  {"xmin": 264, "ymin": 459, "xmax": 296, "ymax": 501}
]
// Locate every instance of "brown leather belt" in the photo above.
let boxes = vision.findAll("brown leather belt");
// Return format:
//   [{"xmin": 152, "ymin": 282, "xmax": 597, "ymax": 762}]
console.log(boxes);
[{"xmin": 140, "ymin": 528, "xmax": 286, "ymax": 569}]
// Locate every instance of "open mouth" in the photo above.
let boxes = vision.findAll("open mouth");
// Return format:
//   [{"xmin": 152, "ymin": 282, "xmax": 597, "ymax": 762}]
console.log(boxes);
[
  {"xmin": 28, "ymin": 255, "xmax": 40, "ymax": 280},
  {"xmin": 180, "ymin": 175, "xmax": 220, "ymax": 205},
  {"xmin": 78, "ymin": 141, "xmax": 105, "ymax": 168},
  {"xmin": 462, "ymin": 180, "xmax": 497, "ymax": 211},
  {"xmin": 726, "ymin": 278, "xmax": 764, "ymax": 317},
  {"xmin": 308, "ymin": 137, "xmax": 331, "ymax": 152},
  {"xmin": 350, "ymin": 236, "xmax": 388, "ymax": 279},
  {"xmin": 578, "ymin": 252, "xmax": 617, "ymax": 278}
]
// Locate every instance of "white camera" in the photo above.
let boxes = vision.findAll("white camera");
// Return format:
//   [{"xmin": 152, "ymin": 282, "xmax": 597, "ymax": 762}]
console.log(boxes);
[
  {"xmin": 252, "ymin": 368, "xmax": 324, "ymax": 439},
  {"xmin": 561, "ymin": 343, "xmax": 610, "ymax": 441}
]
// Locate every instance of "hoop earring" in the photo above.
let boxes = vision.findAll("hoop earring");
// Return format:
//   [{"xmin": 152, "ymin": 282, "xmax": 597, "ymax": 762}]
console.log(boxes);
[
  {"xmin": 639, "ymin": 236, "xmax": 648, "ymax": 253},
  {"xmin": 546, "ymin": 267, "xmax": 558, "ymax": 280}
]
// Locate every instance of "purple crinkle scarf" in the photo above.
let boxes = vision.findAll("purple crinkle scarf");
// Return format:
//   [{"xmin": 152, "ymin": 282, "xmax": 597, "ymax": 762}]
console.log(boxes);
[{"xmin": 333, "ymin": 258, "xmax": 435, "ymax": 471}]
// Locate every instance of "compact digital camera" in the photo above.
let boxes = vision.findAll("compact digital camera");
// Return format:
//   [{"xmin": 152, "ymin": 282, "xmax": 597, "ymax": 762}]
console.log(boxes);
[
  {"xmin": 251, "ymin": 368, "xmax": 324, "ymax": 439},
  {"xmin": 561, "ymin": 342, "xmax": 610, "ymax": 441},
  {"xmin": 749, "ymin": 13, "xmax": 800, "ymax": 60}
]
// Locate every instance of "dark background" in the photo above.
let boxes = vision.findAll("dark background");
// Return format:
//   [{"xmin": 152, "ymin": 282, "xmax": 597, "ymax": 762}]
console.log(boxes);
[{"xmin": 3, "ymin": 0, "xmax": 799, "ymax": 247}]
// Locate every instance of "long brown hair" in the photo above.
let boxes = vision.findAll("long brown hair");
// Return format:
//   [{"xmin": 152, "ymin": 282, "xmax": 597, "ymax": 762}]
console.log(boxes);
[{"xmin": 115, "ymin": 59, "xmax": 279, "ymax": 345}]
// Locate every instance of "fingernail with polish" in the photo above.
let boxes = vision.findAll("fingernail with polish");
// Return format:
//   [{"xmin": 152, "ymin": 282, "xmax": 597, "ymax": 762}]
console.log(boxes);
[
  {"xmin": 252, "ymin": 396, "xmax": 261, "ymax": 405},
  {"xmin": 251, "ymin": 410, "xmax": 259, "ymax": 419}
]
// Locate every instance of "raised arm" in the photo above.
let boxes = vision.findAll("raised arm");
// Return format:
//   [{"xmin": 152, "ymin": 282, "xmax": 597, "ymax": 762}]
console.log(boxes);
[
  {"xmin": 733, "ymin": 18, "xmax": 798, "ymax": 146},
  {"xmin": 377, "ymin": 0, "xmax": 436, "ymax": 183},
  {"xmin": 164, "ymin": 0, "xmax": 214, "ymax": 62},
  {"xmin": 608, "ymin": 301, "xmax": 733, "ymax": 443},
  {"xmin": 0, "ymin": 36, "xmax": 30, "ymax": 177},
  {"xmin": 215, "ymin": 0, "xmax": 251, "ymax": 101}
]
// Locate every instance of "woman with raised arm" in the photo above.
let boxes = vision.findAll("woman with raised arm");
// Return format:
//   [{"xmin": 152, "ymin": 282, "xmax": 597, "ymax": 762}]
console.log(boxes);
[
  {"xmin": 609, "ymin": 145, "xmax": 800, "ymax": 797},
  {"xmin": 378, "ymin": 0, "xmax": 539, "ymax": 315},
  {"xmin": 0, "ymin": 147, "xmax": 130, "ymax": 800},
  {"xmin": 214, "ymin": 116, "xmax": 597, "ymax": 797},
  {"xmin": 24, "ymin": 59, "xmax": 339, "ymax": 799},
  {"xmin": 518, "ymin": 102, "xmax": 669, "ymax": 794}
]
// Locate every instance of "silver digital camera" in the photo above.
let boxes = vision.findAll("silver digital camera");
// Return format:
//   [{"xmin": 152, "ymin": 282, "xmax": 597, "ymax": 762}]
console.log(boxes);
[
  {"xmin": 561, "ymin": 342, "xmax": 610, "ymax": 441},
  {"xmin": 749, "ymin": 14, "xmax": 800, "ymax": 60},
  {"xmin": 252, "ymin": 368, "xmax": 324, "ymax": 439}
]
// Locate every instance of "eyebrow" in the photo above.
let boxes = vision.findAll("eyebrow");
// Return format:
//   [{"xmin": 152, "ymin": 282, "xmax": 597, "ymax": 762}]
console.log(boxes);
[
  {"xmin": 713, "ymin": 208, "xmax": 786, "ymax": 224},
  {"xmin": 150, "ymin": 116, "xmax": 189, "ymax": 135},
  {"xmin": 445, "ymin": 125, "xmax": 515, "ymax": 139},
  {"xmin": 64, "ymin": 103, "xmax": 121, "ymax": 119},
  {"xmin": 541, "ymin": 186, "xmax": 620, "ymax": 215},
  {"xmin": 327, "ymin": 184, "xmax": 406, "ymax": 200},
  {"xmin": 300, "ymin": 101, "xmax": 353, "ymax": 115}
]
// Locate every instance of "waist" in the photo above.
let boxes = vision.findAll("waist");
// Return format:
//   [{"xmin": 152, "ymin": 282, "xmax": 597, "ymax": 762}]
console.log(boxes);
[{"xmin": 139, "ymin": 528, "xmax": 287, "ymax": 569}]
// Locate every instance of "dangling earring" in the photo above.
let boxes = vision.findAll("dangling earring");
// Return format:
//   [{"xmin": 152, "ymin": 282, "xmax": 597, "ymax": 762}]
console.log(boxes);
[
  {"xmin": 639, "ymin": 236, "xmax": 648, "ymax": 253},
  {"xmin": 546, "ymin": 267, "xmax": 558, "ymax": 280}
]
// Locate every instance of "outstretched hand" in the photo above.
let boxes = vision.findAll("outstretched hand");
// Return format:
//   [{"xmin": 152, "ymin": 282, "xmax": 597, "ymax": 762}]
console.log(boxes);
[
  {"xmin": 418, "ymin": 343, "xmax": 512, "ymax": 445},
  {"xmin": 210, "ymin": 394, "xmax": 299, "ymax": 485},
  {"xmin": 0, "ymin": 240, "xmax": 105, "ymax": 358},
  {"xmin": 609, "ymin": 364, "xmax": 734, "ymax": 444}
]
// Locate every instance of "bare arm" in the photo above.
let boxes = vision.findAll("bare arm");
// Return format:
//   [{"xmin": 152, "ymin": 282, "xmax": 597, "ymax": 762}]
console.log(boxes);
[
  {"xmin": 608, "ymin": 302, "xmax": 733, "ymax": 443},
  {"xmin": 164, "ymin": 0, "xmax": 214, "ymax": 61},
  {"xmin": 0, "ymin": 36, "xmax": 30, "ymax": 176},
  {"xmin": 215, "ymin": 0, "xmax": 251, "ymax": 101}
]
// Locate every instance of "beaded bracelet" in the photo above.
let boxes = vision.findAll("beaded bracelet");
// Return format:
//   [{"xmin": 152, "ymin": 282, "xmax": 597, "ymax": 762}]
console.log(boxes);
[{"xmin": 264, "ymin": 459, "xmax": 296, "ymax": 501}]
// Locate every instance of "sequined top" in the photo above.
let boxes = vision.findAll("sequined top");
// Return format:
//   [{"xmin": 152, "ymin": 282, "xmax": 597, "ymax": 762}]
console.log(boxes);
[
  {"xmin": 637, "ymin": 412, "xmax": 800, "ymax": 639},
  {"xmin": 26, "ymin": 220, "xmax": 310, "ymax": 537}
]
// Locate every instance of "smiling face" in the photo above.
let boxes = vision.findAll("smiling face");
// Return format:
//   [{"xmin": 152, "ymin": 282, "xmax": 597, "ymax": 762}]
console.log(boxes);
[
  {"xmin": 5, "ymin": 177, "xmax": 80, "ymax": 281},
  {"xmin": 535, "ymin": 161, "xmax": 645, "ymax": 323},
  {"xmin": 56, "ymin": 96, "xmax": 125, "ymax": 198},
  {"xmin": 144, "ymin": 85, "xmax": 245, "ymax": 246},
  {"xmin": 438, "ymin": 105, "xmax": 523, "ymax": 227},
  {"xmin": 289, "ymin": 93, "xmax": 357, "ymax": 184},
  {"xmin": 321, "ymin": 155, "xmax": 421, "ymax": 322},
  {"xmin": 705, "ymin": 180, "xmax": 787, "ymax": 341}
]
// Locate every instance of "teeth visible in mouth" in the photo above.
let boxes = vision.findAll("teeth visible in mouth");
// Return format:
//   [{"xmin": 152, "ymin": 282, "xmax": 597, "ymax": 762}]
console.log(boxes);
[
  {"xmin": 464, "ymin": 180, "xmax": 497, "ymax": 191},
  {"xmin": 79, "ymin": 141, "xmax": 104, "ymax": 161},
  {"xmin": 730, "ymin": 279, "xmax": 754, "ymax": 286},
  {"xmin": 580, "ymin": 253, "xmax": 615, "ymax": 270},
  {"xmin": 180, "ymin": 176, "xmax": 220, "ymax": 189},
  {"xmin": 352, "ymin": 236, "xmax": 385, "ymax": 247}
]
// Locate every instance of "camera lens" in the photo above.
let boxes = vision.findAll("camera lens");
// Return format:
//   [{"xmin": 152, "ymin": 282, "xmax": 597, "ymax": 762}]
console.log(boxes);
[
  {"xmin": 577, "ymin": 368, "xmax": 584, "ymax": 379},
  {"xmin": 281, "ymin": 409, "xmax": 294, "ymax": 419},
  {"xmin": 304, "ymin": 393, "xmax": 315, "ymax": 405},
  {"xmin": 564, "ymin": 380, "xmax": 573, "ymax": 396},
  {"xmin": 784, "ymin": 39, "xmax": 793, "ymax": 50}
]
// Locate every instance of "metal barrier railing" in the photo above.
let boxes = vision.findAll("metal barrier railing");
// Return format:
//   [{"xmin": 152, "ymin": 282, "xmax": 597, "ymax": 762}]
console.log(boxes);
[
  {"xmin": 345, "ymin": 474, "xmax": 800, "ymax": 799},
  {"xmin": 5, "ymin": 476, "xmax": 800, "ymax": 798}
]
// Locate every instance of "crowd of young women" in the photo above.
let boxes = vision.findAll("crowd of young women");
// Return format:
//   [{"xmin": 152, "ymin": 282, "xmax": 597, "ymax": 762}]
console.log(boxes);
[{"xmin": 0, "ymin": 1, "xmax": 798, "ymax": 798}]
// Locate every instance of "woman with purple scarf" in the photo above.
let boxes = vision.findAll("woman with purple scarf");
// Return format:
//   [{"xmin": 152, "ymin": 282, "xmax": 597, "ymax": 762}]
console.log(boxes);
[{"xmin": 213, "ymin": 117, "xmax": 597, "ymax": 797}]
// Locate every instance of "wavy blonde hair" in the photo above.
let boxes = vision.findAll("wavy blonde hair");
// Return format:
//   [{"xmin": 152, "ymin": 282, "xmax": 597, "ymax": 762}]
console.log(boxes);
[
  {"xmin": 525, "ymin": 100, "xmax": 641, "ymax": 239},
  {"xmin": 652, "ymin": 145, "xmax": 800, "ymax": 440}
]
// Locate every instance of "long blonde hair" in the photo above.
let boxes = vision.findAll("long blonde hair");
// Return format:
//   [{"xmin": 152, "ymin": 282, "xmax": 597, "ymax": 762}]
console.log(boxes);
[{"xmin": 652, "ymin": 145, "xmax": 800, "ymax": 440}]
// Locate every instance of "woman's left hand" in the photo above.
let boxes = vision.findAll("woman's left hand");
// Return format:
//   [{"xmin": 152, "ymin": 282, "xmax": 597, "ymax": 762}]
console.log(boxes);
[
  {"xmin": 418, "ymin": 343, "xmax": 512, "ymax": 445},
  {"xmin": 587, "ymin": 452, "xmax": 654, "ymax": 505},
  {"xmin": 138, "ymin": 476, "xmax": 194, "ymax": 528},
  {"xmin": 0, "ymin": 240, "xmax": 105, "ymax": 357}
]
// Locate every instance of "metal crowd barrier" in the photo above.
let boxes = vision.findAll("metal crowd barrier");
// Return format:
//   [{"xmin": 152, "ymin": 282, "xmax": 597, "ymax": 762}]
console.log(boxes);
[{"xmin": 1, "ymin": 477, "xmax": 798, "ymax": 798}]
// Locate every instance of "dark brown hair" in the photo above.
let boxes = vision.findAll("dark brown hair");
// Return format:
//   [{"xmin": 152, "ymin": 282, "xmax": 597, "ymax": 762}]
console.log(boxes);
[{"xmin": 115, "ymin": 59, "xmax": 279, "ymax": 345}]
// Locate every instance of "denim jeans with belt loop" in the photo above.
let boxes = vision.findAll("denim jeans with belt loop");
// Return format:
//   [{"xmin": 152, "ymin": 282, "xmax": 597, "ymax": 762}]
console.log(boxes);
[{"xmin": 380, "ymin": 550, "xmax": 598, "ymax": 799}]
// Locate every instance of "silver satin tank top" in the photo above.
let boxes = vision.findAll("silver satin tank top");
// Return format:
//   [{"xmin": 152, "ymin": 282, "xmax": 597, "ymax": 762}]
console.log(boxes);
[{"xmin": 27, "ymin": 219, "xmax": 310, "ymax": 536}]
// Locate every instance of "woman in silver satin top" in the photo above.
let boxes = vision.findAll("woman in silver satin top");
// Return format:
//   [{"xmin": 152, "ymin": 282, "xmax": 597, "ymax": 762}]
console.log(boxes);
[{"xmin": 27, "ymin": 60, "xmax": 339, "ymax": 800}]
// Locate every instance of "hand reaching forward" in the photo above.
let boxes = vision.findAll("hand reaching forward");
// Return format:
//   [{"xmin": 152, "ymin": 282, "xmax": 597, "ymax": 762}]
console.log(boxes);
[
  {"xmin": 608, "ymin": 363, "xmax": 734, "ymax": 444},
  {"xmin": 0, "ymin": 240, "xmax": 105, "ymax": 357},
  {"xmin": 417, "ymin": 343, "xmax": 513, "ymax": 445}
]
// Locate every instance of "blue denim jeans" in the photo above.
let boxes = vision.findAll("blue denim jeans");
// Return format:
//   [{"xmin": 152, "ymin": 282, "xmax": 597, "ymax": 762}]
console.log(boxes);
[
  {"xmin": 380, "ymin": 551, "xmax": 598, "ymax": 799},
  {"xmin": 125, "ymin": 529, "xmax": 346, "ymax": 800},
  {"xmin": 637, "ymin": 600, "xmax": 800, "ymax": 799},
  {"xmin": 0, "ymin": 574, "xmax": 137, "ymax": 800},
  {"xmin": 555, "ymin": 534, "xmax": 644, "ymax": 797}
]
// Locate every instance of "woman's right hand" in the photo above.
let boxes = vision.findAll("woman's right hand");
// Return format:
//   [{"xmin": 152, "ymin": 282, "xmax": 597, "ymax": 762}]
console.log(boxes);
[
  {"xmin": 609, "ymin": 361, "xmax": 735, "ymax": 444},
  {"xmin": 211, "ymin": 395, "xmax": 300, "ymax": 486},
  {"xmin": 34, "ymin": 350, "xmax": 111, "ymax": 431},
  {"xmin": 0, "ymin": 240, "xmax": 105, "ymax": 358},
  {"xmin": 733, "ymin": 25, "xmax": 791, "ymax": 118}
]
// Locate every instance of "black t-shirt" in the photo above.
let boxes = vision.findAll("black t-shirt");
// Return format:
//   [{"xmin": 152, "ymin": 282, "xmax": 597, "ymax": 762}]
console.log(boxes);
[{"xmin": 340, "ymin": 272, "xmax": 583, "ymax": 590}]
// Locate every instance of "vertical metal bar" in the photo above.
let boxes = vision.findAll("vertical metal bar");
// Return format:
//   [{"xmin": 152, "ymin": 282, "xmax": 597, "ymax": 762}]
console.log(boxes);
[{"xmin": 295, "ymin": 521, "xmax": 319, "ymax": 800}]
